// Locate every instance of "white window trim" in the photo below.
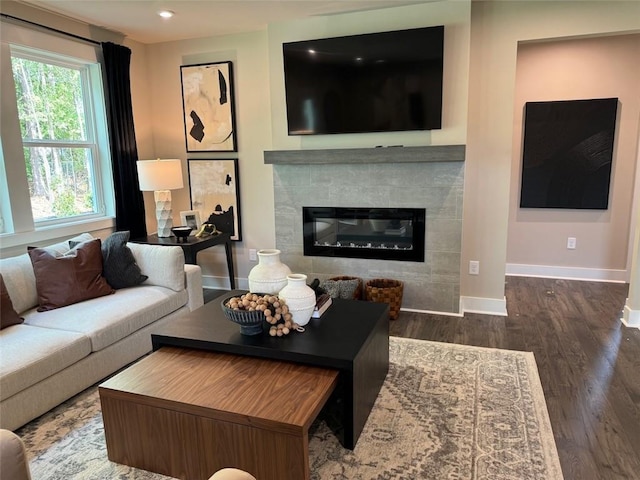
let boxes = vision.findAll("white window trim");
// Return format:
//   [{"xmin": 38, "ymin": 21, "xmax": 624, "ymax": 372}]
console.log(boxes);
[{"xmin": 0, "ymin": 20, "xmax": 116, "ymax": 251}]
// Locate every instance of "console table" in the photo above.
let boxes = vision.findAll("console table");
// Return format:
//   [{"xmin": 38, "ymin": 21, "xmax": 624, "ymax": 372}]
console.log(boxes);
[
  {"xmin": 151, "ymin": 292, "xmax": 390, "ymax": 449},
  {"xmin": 131, "ymin": 231, "xmax": 235, "ymax": 289}
]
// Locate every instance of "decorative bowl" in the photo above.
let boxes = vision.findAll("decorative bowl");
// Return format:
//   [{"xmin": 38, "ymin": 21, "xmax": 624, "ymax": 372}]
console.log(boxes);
[
  {"xmin": 171, "ymin": 226, "xmax": 192, "ymax": 242},
  {"xmin": 220, "ymin": 295, "xmax": 265, "ymax": 335}
]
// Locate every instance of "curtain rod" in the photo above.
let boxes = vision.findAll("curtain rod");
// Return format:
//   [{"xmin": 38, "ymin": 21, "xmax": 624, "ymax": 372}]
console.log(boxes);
[{"xmin": 0, "ymin": 13, "xmax": 101, "ymax": 46}]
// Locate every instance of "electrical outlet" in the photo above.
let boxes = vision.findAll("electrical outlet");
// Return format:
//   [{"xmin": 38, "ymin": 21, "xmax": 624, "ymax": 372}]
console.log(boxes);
[
  {"xmin": 469, "ymin": 260, "xmax": 480, "ymax": 275},
  {"xmin": 567, "ymin": 237, "xmax": 576, "ymax": 250},
  {"xmin": 249, "ymin": 249, "xmax": 257, "ymax": 261}
]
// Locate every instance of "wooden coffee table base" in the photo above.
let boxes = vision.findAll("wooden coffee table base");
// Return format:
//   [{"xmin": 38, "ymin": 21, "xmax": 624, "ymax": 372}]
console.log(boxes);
[{"xmin": 99, "ymin": 347, "xmax": 338, "ymax": 480}]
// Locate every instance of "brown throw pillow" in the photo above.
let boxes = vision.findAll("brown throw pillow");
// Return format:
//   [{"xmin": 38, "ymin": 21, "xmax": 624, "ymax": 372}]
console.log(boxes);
[
  {"xmin": 0, "ymin": 274, "xmax": 23, "ymax": 329},
  {"xmin": 28, "ymin": 238, "xmax": 114, "ymax": 311}
]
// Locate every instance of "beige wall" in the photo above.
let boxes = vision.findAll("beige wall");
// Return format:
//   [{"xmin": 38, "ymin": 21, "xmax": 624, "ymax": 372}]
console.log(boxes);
[
  {"xmin": 138, "ymin": 2, "xmax": 471, "ymax": 289},
  {"xmin": 3, "ymin": 0, "xmax": 640, "ymax": 309},
  {"xmin": 507, "ymin": 34, "xmax": 640, "ymax": 278},
  {"xmin": 141, "ymin": 31, "xmax": 273, "ymax": 285},
  {"xmin": 267, "ymin": 1, "xmax": 471, "ymax": 150},
  {"xmin": 462, "ymin": 0, "xmax": 640, "ymax": 312}
]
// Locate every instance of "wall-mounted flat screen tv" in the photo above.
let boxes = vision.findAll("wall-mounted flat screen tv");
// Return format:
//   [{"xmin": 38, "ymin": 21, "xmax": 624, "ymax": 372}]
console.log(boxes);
[{"xmin": 283, "ymin": 25, "xmax": 444, "ymax": 136}]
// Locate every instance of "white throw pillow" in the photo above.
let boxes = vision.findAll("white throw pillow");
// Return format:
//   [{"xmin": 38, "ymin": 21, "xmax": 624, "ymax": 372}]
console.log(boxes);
[{"xmin": 126, "ymin": 243, "xmax": 184, "ymax": 292}]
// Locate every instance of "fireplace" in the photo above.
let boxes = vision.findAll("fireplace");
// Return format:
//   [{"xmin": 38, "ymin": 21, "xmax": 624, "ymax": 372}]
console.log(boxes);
[
  {"xmin": 267, "ymin": 146, "xmax": 464, "ymax": 314},
  {"xmin": 303, "ymin": 207, "xmax": 426, "ymax": 262}
]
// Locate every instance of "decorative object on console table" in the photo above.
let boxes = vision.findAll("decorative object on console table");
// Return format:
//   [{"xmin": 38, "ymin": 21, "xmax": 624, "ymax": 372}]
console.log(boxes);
[
  {"xmin": 248, "ymin": 249, "xmax": 291, "ymax": 294},
  {"xmin": 180, "ymin": 61, "xmax": 237, "ymax": 152},
  {"xmin": 180, "ymin": 210, "xmax": 201, "ymax": 234},
  {"xmin": 188, "ymin": 158, "xmax": 242, "ymax": 241},
  {"xmin": 136, "ymin": 159, "xmax": 184, "ymax": 237},
  {"xmin": 170, "ymin": 226, "xmax": 192, "ymax": 242},
  {"xmin": 278, "ymin": 274, "xmax": 316, "ymax": 327},
  {"xmin": 365, "ymin": 278, "xmax": 404, "ymax": 320}
]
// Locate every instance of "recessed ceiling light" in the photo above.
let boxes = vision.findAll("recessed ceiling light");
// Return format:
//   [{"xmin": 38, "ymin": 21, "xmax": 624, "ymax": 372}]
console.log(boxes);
[{"xmin": 157, "ymin": 10, "xmax": 174, "ymax": 19}]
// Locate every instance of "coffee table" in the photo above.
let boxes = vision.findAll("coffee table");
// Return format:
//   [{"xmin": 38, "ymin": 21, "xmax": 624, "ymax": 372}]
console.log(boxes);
[
  {"xmin": 151, "ymin": 291, "xmax": 390, "ymax": 449},
  {"xmin": 100, "ymin": 347, "xmax": 338, "ymax": 480}
]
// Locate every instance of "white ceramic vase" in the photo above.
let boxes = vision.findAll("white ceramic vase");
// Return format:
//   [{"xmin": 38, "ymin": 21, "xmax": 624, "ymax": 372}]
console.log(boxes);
[
  {"xmin": 278, "ymin": 274, "xmax": 316, "ymax": 327},
  {"xmin": 247, "ymin": 249, "xmax": 291, "ymax": 294}
]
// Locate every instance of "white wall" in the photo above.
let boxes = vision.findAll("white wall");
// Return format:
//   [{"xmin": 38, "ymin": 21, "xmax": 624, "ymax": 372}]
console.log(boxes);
[
  {"xmin": 507, "ymin": 34, "xmax": 640, "ymax": 282},
  {"xmin": 461, "ymin": 0, "xmax": 640, "ymax": 314}
]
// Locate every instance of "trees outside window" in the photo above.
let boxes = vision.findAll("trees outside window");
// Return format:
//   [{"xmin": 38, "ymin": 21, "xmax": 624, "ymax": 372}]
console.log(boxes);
[{"xmin": 10, "ymin": 49, "xmax": 104, "ymax": 224}]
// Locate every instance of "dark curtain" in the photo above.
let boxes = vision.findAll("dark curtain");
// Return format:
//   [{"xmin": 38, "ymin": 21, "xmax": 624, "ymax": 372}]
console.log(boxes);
[{"xmin": 101, "ymin": 41, "xmax": 147, "ymax": 238}]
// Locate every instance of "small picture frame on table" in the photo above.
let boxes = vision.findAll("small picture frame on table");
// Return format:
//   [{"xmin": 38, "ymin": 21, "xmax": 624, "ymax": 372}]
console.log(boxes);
[{"xmin": 180, "ymin": 210, "xmax": 201, "ymax": 234}]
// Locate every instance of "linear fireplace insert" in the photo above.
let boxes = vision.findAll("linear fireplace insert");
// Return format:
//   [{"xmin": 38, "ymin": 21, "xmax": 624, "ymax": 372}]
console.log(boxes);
[{"xmin": 303, "ymin": 207, "xmax": 426, "ymax": 262}]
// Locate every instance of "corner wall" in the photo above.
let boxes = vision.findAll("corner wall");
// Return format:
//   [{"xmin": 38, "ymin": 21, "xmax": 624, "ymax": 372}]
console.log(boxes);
[
  {"xmin": 461, "ymin": 1, "xmax": 640, "ymax": 314},
  {"xmin": 507, "ymin": 34, "xmax": 640, "ymax": 282}
]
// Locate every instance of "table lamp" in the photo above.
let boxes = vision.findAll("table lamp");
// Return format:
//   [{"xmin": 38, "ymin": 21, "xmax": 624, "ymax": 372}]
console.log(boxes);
[{"xmin": 136, "ymin": 159, "xmax": 184, "ymax": 237}]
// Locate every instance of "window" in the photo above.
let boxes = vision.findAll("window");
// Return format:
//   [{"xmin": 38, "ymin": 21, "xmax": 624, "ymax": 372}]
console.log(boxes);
[
  {"xmin": 0, "ymin": 21, "xmax": 115, "ymax": 248},
  {"xmin": 11, "ymin": 47, "xmax": 105, "ymax": 225}
]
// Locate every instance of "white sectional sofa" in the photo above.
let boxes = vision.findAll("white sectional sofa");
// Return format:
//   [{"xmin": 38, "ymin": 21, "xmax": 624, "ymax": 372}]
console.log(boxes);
[{"xmin": 0, "ymin": 233, "xmax": 204, "ymax": 431}]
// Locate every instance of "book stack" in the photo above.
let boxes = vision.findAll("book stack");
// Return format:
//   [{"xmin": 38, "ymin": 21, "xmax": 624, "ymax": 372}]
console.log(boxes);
[{"xmin": 312, "ymin": 293, "xmax": 332, "ymax": 318}]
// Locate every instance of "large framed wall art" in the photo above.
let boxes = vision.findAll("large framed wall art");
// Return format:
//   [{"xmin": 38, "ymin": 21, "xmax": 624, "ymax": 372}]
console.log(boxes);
[
  {"xmin": 519, "ymin": 97, "xmax": 618, "ymax": 210},
  {"xmin": 188, "ymin": 158, "xmax": 242, "ymax": 241},
  {"xmin": 180, "ymin": 61, "xmax": 238, "ymax": 152}
]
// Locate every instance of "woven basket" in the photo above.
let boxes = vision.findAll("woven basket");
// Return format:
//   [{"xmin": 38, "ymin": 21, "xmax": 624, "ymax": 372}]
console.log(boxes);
[
  {"xmin": 365, "ymin": 279, "xmax": 404, "ymax": 320},
  {"xmin": 328, "ymin": 276, "xmax": 363, "ymax": 300}
]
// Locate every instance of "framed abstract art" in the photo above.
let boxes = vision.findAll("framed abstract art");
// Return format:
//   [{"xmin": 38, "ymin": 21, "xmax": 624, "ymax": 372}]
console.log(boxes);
[
  {"xmin": 187, "ymin": 158, "xmax": 242, "ymax": 241},
  {"xmin": 520, "ymin": 98, "xmax": 618, "ymax": 210},
  {"xmin": 180, "ymin": 61, "xmax": 238, "ymax": 152}
]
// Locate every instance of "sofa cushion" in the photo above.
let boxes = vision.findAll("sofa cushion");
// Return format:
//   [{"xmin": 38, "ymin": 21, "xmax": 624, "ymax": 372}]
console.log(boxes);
[
  {"xmin": 22, "ymin": 285, "xmax": 188, "ymax": 352},
  {"xmin": 101, "ymin": 231, "xmax": 148, "ymax": 289},
  {"xmin": 127, "ymin": 243, "xmax": 185, "ymax": 292},
  {"xmin": 0, "ymin": 275, "xmax": 23, "ymax": 329},
  {"xmin": 29, "ymin": 239, "xmax": 114, "ymax": 311},
  {"xmin": 0, "ymin": 254, "xmax": 37, "ymax": 315},
  {"xmin": 0, "ymin": 233, "xmax": 95, "ymax": 315},
  {"xmin": 0, "ymin": 324, "xmax": 91, "ymax": 399}
]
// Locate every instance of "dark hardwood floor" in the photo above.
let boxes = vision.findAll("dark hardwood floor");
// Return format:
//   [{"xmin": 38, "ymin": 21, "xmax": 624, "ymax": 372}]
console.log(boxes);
[
  {"xmin": 389, "ymin": 276, "xmax": 640, "ymax": 480},
  {"xmin": 205, "ymin": 278, "xmax": 640, "ymax": 479}
]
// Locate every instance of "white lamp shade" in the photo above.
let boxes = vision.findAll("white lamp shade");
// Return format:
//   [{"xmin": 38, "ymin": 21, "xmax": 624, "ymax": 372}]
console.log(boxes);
[{"xmin": 136, "ymin": 159, "xmax": 184, "ymax": 191}]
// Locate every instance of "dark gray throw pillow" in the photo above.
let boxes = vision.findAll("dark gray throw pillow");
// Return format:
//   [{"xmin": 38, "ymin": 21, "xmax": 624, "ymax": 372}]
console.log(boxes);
[{"xmin": 101, "ymin": 231, "xmax": 148, "ymax": 289}]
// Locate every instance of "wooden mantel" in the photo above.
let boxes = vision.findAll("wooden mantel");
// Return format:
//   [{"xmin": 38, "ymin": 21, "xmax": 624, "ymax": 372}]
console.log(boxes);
[{"xmin": 263, "ymin": 145, "xmax": 465, "ymax": 165}]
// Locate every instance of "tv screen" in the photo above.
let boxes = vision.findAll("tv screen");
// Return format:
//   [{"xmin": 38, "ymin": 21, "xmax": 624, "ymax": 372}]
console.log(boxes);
[{"xmin": 283, "ymin": 26, "xmax": 444, "ymax": 136}]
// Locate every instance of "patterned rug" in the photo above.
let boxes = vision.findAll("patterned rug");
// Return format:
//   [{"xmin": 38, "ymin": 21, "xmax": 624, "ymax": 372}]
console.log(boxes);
[{"xmin": 17, "ymin": 337, "xmax": 564, "ymax": 480}]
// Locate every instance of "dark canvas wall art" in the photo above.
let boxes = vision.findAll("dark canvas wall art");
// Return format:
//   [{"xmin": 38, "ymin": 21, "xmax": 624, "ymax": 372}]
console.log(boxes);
[{"xmin": 519, "ymin": 98, "xmax": 618, "ymax": 210}]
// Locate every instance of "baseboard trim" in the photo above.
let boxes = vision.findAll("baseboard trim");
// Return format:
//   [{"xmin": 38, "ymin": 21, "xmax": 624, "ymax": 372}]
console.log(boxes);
[
  {"xmin": 622, "ymin": 303, "xmax": 640, "ymax": 329},
  {"xmin": 202, "ymin": 275, "xmax": 246, "ymax": 291},
  {"xmin": 460, "ymin": 296, "xmax": 508, "ymax": 317},
  {"xmin": 506, "ymin": 263, "xmax": 627, "ymax": 283},
  {"xmin": 401, "ymin": 307, "xmax": 463, "ymax": 318}
]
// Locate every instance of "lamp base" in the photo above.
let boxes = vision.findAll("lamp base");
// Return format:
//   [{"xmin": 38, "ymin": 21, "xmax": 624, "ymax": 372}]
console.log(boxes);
[{"xmin": 154, "ymin": 190, "xmax": 174, "ymax": 237}]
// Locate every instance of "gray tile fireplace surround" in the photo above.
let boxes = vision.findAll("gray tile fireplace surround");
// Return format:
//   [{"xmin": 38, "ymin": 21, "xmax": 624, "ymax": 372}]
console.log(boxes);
[{"xmin": 265, "ymin": 146, "xmax": 464, "ymax": 314}]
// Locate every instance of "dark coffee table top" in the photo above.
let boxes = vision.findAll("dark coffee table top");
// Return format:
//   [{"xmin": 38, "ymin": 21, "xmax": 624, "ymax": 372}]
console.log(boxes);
[{"xmin": 152, "ymin": 290, "xmax": 389, "ymax": 371}]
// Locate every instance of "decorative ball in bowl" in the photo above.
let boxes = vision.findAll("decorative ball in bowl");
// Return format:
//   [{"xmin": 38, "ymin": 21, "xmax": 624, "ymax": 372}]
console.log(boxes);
[
  {"xmin": 171, "ymin": 226, "xmax": 192, "ymax": 242},
  {"xmin": 220, "ymin": 294, "xmax": 266, "ymax": 336}
]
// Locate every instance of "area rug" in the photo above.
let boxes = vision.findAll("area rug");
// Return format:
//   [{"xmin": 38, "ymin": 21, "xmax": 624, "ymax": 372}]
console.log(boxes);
[{"xmin": 17, "ymin": 337, "xmax": 564, "ymax": 480}]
